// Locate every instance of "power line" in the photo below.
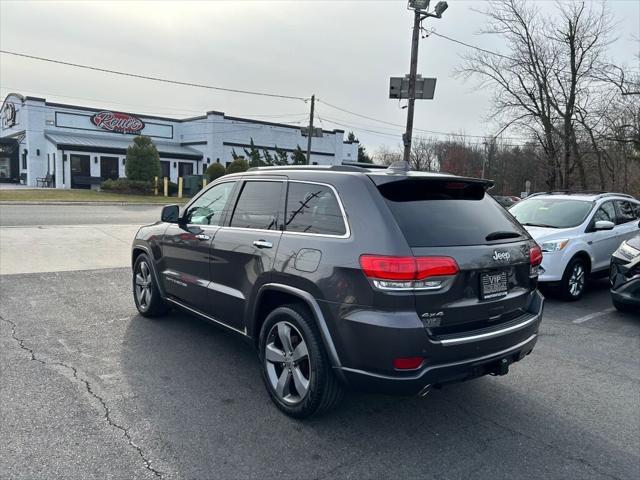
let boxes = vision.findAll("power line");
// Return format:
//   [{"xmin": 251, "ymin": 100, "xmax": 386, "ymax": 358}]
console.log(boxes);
[
  {"xmin": 317, "ymin": 98, "xmax": 531, "ymax": 141},
  {"xmin": 0, "ymin": 50, "xmax": 308, "ymax": 102},
  {"xmin": 317, "ymin": 113, "xmax": 529, "ymax": 148}
]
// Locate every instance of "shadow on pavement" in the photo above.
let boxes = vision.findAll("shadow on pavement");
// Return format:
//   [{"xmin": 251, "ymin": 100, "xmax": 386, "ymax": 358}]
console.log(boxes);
[{"xmin": 120, "ymin": 308, "xmax": 638, "ymax": 480}]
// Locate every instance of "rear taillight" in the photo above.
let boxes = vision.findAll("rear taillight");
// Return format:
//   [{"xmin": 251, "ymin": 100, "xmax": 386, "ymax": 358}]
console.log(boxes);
[
  {"xmin": 393, "ymin": 356, "xmax": 425, "ymax": 370},
  {"xmin": 359, "ymin": 255, "xmax": 459, "ymax": 291},
  {"xmin": 529, "ymin": 245, "xmax": 543, "ymax": 277}
]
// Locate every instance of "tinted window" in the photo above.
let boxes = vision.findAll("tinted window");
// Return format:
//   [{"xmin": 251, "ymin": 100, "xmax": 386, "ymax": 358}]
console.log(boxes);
[
  {"xmin": 615, "ymin": 200, "xmax": 640, "ymax": 224},
  {"xmin": 510, "ymin": 198, "xmax": 593, "ymax": 228},
  {"xmin": 185, "ymin": 182, "xmax": 235, "ymax": 225},
  {"xmin": 593, "ymin": 201, "xmax": 616, "ymax": 223},
  {"xmin": 285, "ymin": 182, "xmax": 346, "ymax": 236},
  {"xmin": 230, "ymin": 181, "xmax": 282, "ymax": 230},
  {"xmin": 378, "ymin": 179, "xmax": 526, "ymax": 247}
]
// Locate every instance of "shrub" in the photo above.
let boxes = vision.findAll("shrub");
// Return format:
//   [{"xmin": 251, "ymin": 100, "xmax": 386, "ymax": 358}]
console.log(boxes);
[
  {"xmin": 205, "ymin": 162, "xmax": 226, "ymax": 181},
  {"xmin": 226, "ymin": 158, "xmax": 249, "ymax": 174},
  {"xmin": 125, "ymin": 136, "xmax": 161, "ymax": 181},
  {"xmin": 101, "ymin": 178, "xmax": 153, "ymax": 195}
]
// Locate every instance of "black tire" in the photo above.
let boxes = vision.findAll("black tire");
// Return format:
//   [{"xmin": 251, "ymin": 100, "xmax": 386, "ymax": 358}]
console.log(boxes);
[
  {"xmin": 612, "ymin": 297, "xmax": 636, "ymax": 314},
  {"xmin": 560, "ymin": 257, "xmax": 588, "ymax": 301},
  {"xmin": 258, "ymin": 304, "xmax": 344, "ymax": 419},
  {"xmin": 133, "ymin": 254, "xmax": 169, "ymax": 317}
]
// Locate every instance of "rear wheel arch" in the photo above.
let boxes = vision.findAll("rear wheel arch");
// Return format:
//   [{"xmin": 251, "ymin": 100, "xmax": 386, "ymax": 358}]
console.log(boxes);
[{"xmin": 251, "ymin": 284, "xmax": 343, "ymax": 372}]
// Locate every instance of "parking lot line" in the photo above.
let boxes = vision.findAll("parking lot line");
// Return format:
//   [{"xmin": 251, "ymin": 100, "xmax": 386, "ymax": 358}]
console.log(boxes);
[{"xmin": 572, "ymin": 307, "xmax": 616, "ymax": 324}]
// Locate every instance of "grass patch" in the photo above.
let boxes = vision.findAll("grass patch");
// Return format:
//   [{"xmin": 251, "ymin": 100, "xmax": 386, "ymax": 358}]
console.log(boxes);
[{"xmin": 0, "ymin": 189, "xmax": 189, "ymax": 204}]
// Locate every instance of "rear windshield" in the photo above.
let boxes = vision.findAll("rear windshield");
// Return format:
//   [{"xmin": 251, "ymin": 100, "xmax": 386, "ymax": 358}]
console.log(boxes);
[{"xmin": 378, "ymin": 179, "xmax": 526, "ymax": 247}]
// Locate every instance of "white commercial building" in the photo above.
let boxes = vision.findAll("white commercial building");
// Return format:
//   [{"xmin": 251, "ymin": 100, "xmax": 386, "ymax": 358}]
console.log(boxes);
[{"xmin": 0, "ymin": 92, "xmax": 359, "ymax": 188}]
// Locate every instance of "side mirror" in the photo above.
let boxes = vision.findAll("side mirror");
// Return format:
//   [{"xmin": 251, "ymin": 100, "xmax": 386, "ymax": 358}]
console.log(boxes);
[
  {"xmin": 594, "ymin": 220, "xmax": 615, "ymax": 231},
  {"xmin": 161, "ymin": 204, "xmax": 180, "ymax": 223}
]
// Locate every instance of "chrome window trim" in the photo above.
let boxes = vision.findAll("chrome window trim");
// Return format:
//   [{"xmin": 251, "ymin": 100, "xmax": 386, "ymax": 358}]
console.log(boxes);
[{"xmin": 282, "ymin": 180, "xmax": 351, "ymax": 239}]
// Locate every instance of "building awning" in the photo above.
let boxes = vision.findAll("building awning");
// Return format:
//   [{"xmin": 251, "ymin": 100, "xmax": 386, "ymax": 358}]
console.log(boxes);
[{"xmin": 44, "ymin": 132, "xmax": 203, "ymax": 161}]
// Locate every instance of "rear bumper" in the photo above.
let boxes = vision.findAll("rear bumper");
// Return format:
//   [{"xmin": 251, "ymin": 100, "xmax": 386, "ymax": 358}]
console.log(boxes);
[
  {"xmin": 326, "ymin": 290, "xmax": 544, "ymax": 395},
  {"xmin": 338, "ymin": 333, "xmax": 538, "ymax": 395}
]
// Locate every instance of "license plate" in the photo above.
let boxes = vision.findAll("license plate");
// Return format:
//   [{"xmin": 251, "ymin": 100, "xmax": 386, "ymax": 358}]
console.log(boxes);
[{"xmin": 481, "ymin": 271, "xmax": 508, "ymax": 300}]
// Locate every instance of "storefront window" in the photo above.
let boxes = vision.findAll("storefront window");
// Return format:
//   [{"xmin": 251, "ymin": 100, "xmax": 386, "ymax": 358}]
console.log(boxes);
[{"xmin": 160, "ymin": 161, "xmax": 170, "ymax": 179}]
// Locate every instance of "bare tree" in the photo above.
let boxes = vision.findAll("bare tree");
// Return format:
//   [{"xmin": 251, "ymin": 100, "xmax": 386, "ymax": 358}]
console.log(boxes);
[
  {"xmin": 458, "ymin": 0, "xmax": 615, "ymax": 190},
  {"xmin": 373, "ymin": 145, "xmax": 402, "ymax": 166}
]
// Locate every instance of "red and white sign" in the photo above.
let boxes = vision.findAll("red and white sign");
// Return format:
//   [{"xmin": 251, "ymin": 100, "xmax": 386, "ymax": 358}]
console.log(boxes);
[{"xmin": 91, "ymin": 111, "xmax": 145, "ymax": 134}]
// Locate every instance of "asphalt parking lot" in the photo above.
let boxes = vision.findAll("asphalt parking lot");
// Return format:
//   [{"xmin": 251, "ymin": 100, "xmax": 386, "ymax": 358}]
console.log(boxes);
[{"xmin": 1, "ymin": 205, "xmax": 638, "ymax": 480}]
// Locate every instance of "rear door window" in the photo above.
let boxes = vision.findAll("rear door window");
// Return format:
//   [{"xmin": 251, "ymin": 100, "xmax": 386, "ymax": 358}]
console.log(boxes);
[
  {"xmin": 615, "ymin": 200, "xmax": 640, "ymax": 224},
  {"xmin": 377, "ymin": 179, "xmax": 526, "ymax": 247},
  {"xmin": 230, "ymin": 181, "xmax": 283, "ymax": 230},
  {"xmin": 285, "ymin": 182, "xmax": 347, "ymax": 236}
]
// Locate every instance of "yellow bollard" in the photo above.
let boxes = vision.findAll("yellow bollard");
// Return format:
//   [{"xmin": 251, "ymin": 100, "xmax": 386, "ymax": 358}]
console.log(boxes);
[
  {"xmin": 202, "ymin": 178, "xmax": 208, "ymax": 188},
  {"xmin": 154, "ymin": 176, "xmax": 158, "ymax": 196},
  {"xmin": 163, "ymin": 177, "xmax": 168, "ymax": 197},
  {"xmin": 178, "ymin": 177, "xmax": 183, "ymax": 199}
]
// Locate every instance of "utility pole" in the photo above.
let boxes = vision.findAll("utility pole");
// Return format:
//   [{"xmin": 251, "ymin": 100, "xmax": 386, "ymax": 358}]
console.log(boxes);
[
  {"xmin": 401, "ymin": 1, "xmax": 448, "ymax": 164},
  {"xmin": 403, "ymin": 10, "xmax": 422, "ymax": 164},
  {"xmin": 306, "ymin": 94, "xmax": 315, "ymax": 164}
]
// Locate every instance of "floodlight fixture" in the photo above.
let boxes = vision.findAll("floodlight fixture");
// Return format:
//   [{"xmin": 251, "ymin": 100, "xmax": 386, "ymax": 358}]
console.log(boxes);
[
  {"xmin": 434, "ymin": 1, "xmax": 448, "ymax": 17},
  {"xmin": 408, "ymin": 0, "xmax": 430, "ymax": 11}
]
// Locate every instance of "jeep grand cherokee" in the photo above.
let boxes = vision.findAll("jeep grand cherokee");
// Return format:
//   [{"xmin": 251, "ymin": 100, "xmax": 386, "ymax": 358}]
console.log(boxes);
[{"xmin": 131, "ymin": 162, "xmax": 544, "ymax": 418}]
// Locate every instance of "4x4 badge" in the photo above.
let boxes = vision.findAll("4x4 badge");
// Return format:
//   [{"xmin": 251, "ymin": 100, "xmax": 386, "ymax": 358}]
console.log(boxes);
[{"xmin": 493, "ymin": 251, "xmax": 511, "ymax": 262}]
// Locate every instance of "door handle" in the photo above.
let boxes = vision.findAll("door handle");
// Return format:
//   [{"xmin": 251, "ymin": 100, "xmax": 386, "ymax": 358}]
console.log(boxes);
[
  {"xmin": 253, "ymin": 239, "xmax": 273, "ymax": 249},
  {"xmin": 195, "ymin": 234, "xmax": 211, "ymax": 241}
]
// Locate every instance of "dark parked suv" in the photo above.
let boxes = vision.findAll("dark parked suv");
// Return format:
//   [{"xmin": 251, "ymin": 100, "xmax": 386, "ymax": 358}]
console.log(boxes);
[{"xmin": 131, "ymin": 162, "xmax": 544, "ymax": 418}]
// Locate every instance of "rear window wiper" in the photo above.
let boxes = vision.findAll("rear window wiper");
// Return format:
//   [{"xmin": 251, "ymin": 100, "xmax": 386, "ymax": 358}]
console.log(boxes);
[
  {"xmin": 521, "ymin": 222, "xmax": 557, "ymax": 228},
  {"xmin": 485, "ymin": 231, "xmax": 523, "ymax": 241}
]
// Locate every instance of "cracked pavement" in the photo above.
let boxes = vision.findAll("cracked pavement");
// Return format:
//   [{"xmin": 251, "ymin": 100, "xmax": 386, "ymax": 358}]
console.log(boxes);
[
  {"xmin": 0, "ymin": 204, "xmax": 638, "ymax": 479},
  {"xmin": 1, "ymin": 268, "xmax": 638, "ymax": 480}
]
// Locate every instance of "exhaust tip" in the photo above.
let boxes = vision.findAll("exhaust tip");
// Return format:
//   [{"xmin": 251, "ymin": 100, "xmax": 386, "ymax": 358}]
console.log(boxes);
[{"xmin": 418, "ymin": 384, "xmax": 432, "ymax": 397}]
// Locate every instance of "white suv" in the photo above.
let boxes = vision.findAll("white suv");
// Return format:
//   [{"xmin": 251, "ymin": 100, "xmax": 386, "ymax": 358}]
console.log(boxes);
[{"xmin": 509, "ymin": 192, "xmax": 640, "ymax": 300}]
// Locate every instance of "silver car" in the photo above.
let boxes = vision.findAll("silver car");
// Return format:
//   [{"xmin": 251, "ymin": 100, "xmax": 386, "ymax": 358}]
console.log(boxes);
[{"xmin": 509, "ymin": 192, "xmax": 640, "ymax": 300}]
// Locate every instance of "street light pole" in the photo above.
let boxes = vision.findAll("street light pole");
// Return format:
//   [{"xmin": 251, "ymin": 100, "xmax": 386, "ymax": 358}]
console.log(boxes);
[
  {"xmin": 402, "ymin": 1, "xmax": 447, "ymax": 164},
  {"xmin": 403, "ymin": 10, "xmax": 422, "ymax": 164}
]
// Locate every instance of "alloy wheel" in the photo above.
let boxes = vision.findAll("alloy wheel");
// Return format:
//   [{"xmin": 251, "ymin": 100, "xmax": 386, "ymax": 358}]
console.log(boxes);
[
  {"xmin": 568, "ymin": 263, "xmax": 585, "ymax": 297},
  {"xmin": 135, "ymin": 261, "xmax": 153, "ymax": 310},
  {"xmin": 264, "ymin": 321, "xmax": 311, "ymax": 405}
]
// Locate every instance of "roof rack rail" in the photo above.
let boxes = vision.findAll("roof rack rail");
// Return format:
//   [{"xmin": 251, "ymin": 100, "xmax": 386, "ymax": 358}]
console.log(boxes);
[
  {"xmin": 248, "ymin": 162, "xmax": 390, "ymax": 173},
  {"xmin": 526, "ymin": 191, "xmax": 635, "ymax": 199},
  {"xmin": 594, "ymin": 192, "xmax": 635, "ymax": 200},
  {"xmin": 341, "ymin": 161, "xmax": 387, "ymax": 169},
  {"xmin": 247, "ymin": 164, "xmax": 370, "ymax": 173}
]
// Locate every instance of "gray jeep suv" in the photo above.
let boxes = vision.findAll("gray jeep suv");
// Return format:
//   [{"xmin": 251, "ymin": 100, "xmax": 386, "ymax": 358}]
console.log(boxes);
[{"xmin": 131, "ymin": 162, "xmax": 544, "ymax": 418}]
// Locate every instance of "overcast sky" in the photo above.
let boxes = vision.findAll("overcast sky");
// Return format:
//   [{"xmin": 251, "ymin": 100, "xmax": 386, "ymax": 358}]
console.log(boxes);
[{"xmin": 1, "ymin": 0, "xmax": 638, "ymax": 153}]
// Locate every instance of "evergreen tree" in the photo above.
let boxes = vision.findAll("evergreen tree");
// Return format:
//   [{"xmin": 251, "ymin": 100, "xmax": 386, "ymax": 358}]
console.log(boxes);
[
  {"xmin": 243, "ymin": 138, "xmax": 263, "ymax": 168},
  {"xmin": 291, "ymin": 145, "xmax": 307, "ymax": 165},
  {"xmin": 125, "ymin": 136, "xmax": 161, "ymax": 181},
  {"xmin": 274, "ymin": 146, "xmax": 289, "ymax": 165},
  {"xmin": 346, "ymin": 132, "xmax": 372, "ymax": 163},
  {"xmin": 262, "ymin": 149, "xmax": 274, "ymax": 166}
]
